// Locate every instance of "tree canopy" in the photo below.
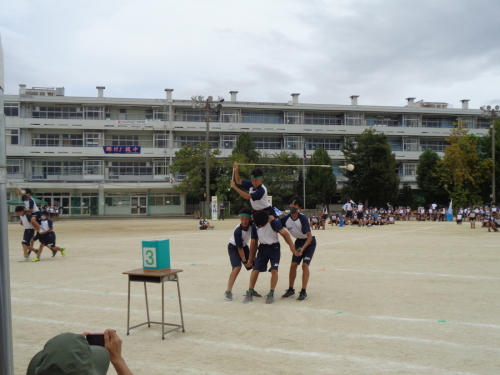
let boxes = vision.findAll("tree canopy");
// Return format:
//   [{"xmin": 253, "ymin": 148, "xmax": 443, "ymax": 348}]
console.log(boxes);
[
  {"xmin": 341, "ymin": 128, "xmax": 399, "ymax": 206},
  {"xmin": 170, "ymin": 143, "xmax": 224, "ymax": 199},
  {"xmin": 438, "ymin": 122, "xmax": 492, "ymax": 207},
  {"xmin": 305, "ymin": 148, "xmax": 337, "ymax": 208},
  {"xmin": 416, "ymin": 149, "xmax": 447, "ymax": 205}
]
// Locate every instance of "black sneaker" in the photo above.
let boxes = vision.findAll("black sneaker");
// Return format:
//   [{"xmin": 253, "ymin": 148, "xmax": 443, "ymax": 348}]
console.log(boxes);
[
  {"xmin": 52, "ymin": 250, "xmax": 57, "ymax": 257},
  {"xmin": 297, "ymin": 291, "xmax": 308, "ymax": 301},
  {"xmin": 251, "ymin": 290, "xmax": 262, "ymax": 298},
  {"xmin": 265, "ymin": 293, "xmax": 275, "ymax": 304},
  {"xmin": 224, "ymin": 291, "xmax": 233, "ymax": 301},
  {"xmin": 281, "ymin": 288, "xmax": 295, "ymax": 298},
  {"xmin": 243, "ymin": 290, "xmax": 253, "ymax": 303}
]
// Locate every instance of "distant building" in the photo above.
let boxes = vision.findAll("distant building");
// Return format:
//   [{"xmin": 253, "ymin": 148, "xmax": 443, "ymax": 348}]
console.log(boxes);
[{"xmin": 4, "ymin": 86, "xmax": 489, "ymax": 216}]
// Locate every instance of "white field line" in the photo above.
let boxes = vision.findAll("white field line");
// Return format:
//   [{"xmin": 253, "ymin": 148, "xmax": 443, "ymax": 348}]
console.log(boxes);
[
  {"xmin": 11, "ymin": 285, "xmax": 500, "ymax": 331},
  {"xmin": 12, "ymin": 296, "xmax": 500, "ymax": 354},
  {"xmin": 186, "ymin": 338, "xmax": 479, "ymax": 375},
  {"xmin": 331, "ymin": 268, "xmax": 500, "ymax": 280}
]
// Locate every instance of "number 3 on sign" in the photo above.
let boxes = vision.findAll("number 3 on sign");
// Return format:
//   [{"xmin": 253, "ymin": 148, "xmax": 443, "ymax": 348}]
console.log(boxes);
[{"xmin": 143, "ymin": 247, "xmax": 157, "ymax": 268}]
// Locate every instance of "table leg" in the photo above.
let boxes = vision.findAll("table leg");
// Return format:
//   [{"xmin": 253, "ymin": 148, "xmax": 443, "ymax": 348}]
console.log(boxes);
[
  {"xmin": 176, "ymin": 275, "xmax": 185, "ymax": 332},
  {"xmin": 144, "ymin": 282, "xmax": 150, "ymax": 327},
  {"xmin": 161, "ymin": 280, "xmax": 165, "ymax": 340},
  {"xmin": 127, "ymin": 279, "xmax": 131, "ymax": 335}
]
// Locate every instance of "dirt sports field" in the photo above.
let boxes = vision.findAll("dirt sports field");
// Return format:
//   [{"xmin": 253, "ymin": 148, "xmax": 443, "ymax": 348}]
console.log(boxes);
[{"xmin": 7, "ymin": 218, "xmax": 500, "ymax": 375}]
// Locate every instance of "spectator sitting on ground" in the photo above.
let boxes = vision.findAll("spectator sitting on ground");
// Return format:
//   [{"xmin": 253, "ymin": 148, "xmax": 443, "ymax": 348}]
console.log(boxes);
[
  {"xmin": 199, "ymin": 217, "xmax": 214, "ymax": 230},
  {"xmin": 27, "ymin": 329, "xmax": 133, "ymax": 375}
]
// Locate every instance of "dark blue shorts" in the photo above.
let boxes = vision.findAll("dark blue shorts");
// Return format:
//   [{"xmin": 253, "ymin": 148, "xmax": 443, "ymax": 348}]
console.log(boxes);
[
  {"xmin": 291, "ymin": 237, "xmax": 316, "ymax": 265},
  {"xmin": 228, "ymin": 243, "xmax": 250, "ymax": 269},
  {"xmin": 40, "ymin": 232, "xmax": 56, "ymax": 247},
  {"xmin": 254, "ymin": 243, "xmax": 280, "ymax": 272},
  {"xmin": 22, "ymin": 229, "xmax": 35, "ymax": 245}
]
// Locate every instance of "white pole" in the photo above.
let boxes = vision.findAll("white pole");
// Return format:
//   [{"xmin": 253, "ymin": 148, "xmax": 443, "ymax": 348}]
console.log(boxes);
[
  {"xmin": 303, "ymin": 140, "xmax": 306, "ymax": 209},
  {"xmin": 0, "ymin": 33, "xmax": 15, "ymax": 375}
]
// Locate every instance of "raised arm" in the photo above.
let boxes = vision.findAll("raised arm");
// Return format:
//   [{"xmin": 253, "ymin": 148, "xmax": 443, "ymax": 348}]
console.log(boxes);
[{"xmin": 233, "ymin": 162, "xmax": 242, "ymax": 185}]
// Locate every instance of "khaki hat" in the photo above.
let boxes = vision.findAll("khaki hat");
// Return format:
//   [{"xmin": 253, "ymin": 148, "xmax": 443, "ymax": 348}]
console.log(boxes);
[{"xmin": 27, "ymin": 333, "xmax": 110, "ymax": 375}]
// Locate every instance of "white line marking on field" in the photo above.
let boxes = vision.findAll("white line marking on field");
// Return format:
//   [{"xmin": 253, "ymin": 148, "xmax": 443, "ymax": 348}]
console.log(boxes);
[
  {"xmin": 186, "ymin": 338, "xmax": 478, "ymax": 375},
  {"xmin": 332, "ymin": 268, "xmax": 500, "ymax": 280}
]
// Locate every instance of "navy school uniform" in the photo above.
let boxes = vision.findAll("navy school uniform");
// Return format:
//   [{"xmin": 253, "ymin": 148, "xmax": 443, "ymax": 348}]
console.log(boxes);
[
  {"xmin": 279, "ymin": 213, "xmax": 316, "ymax": 265},
  {"xmin": 251, "ymin": 219, "xmax": 283, "ymax": 272},
  {"xmin": 38, "ymin": 218, "xmax": 57, "ymax": 247},
  {"xmin": 19, "ymin": 213, "xmax": 36, "ymax": 245},
  {"xmin": 228, "ymin": 223, "xmax": 252, "ymax": 269},
  {"xmin": 239, "ymin": 180, "xmax": 275, "ymax": 217}
]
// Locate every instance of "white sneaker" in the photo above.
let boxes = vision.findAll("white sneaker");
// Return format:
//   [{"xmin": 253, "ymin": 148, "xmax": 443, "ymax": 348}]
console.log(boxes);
[{"xmin": 19, "ymin": 257, "xmax": 29, "ymax": 262}]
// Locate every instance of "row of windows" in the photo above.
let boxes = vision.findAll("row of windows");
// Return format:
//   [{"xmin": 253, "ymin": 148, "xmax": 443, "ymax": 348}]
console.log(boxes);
[
  {"xmin": 8, "ymin": 158, "xmax": 420, "ymax": 179},
  {"xmin": 7, "ymin": 130, "xmax": 452, "ymax": 153},
  {"xmin": 3, "ymin": 103, "xmax": 492, "ymax": 128}
]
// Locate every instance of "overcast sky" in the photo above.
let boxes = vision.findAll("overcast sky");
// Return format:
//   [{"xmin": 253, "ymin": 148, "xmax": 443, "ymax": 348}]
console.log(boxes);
[{"xmin": 1, "ymin": 0, "xmax": 500, "ymax": 108}]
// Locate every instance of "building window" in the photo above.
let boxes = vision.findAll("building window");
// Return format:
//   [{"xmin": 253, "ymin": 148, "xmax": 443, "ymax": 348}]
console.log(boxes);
[
  {"xmin": 422, "ymin": 117, "xmax": 453, "ymax": 128},
  {"xmin": 105, "ymin": 134, "xmax": 152, "ymax": 147},
  {"xmin": 32, "ymin": 161, "xmax": 84, "ymax": 178},
  {"xmin": 153, "ymin": 108, "xmax": 169, "ymax": 121},
  {"xmin": 175, "ymin": 136, "xmax": 218, "ymax": 148},
  {"xmin": 241, "ymin": 112, "xmax": 282, "ymax": 124},
  {"xmin": 7, "ymin": 159, "xmax": 24, "ymax": 175},
  {"xmin": 153, "ymin": 160, "xmax": 169, "ymax": 175},
  {"xmin": 32, "ymin": 134, "xmax": 60, "ymax": 147},
  {"xmin": 154, "ymin": 133, "xmax": 169, "ymax": 148},
  {"xmin": 84, "ymin": 106, "xmax": 103, "ymax": 120},
  {"xmin": 284, "ymin": 112, "xmax": 303, "ymax": 124},
  {"xmin": 365, "ymin": 115, "xmax": 400, "ymax": 127},
  {"xmin": 304, "ymin": 113, "xmax": 342, "ymax": 125},
  {"xmin": 220, "ymin": 135, "xmax": 237, "ymax": 149},
  {"xmin": 148, "ymin": 194, "xmax": 181, "ymax": 206},
  {"xmin": 403, "ymin": 138, "xmax": 419, "ymax": 151},
  {"xmin": 84, "ymin": 132, "xmax": 103, "ymax": 147},
  {"xmin": 31, "ymin": 106, "xmax": 83, "ymax": 119},
  {"xmin": 175, "ymin": 110, "xmax": 218, "ymax": 122},
  {"xmin": 83, "ymin": 160, "xmax": 103, "ymax": 175},
  {"xmin": 402, "ymin": 163, "xmax": 417, "ymax": 176},
  {"xmin": 284, "ymin": 136, "xmax": 302, "ymax": 150},
  {"xmin": 477, "ymin": 118, "xmax": 491, "ymax": 129},
  {"xmin": 109, "ymin": 162, "xmax": 152, "ymax": 177},
  {"xmin": 220, "ymin": 110, "xmax": 240, "ymax": 123},
  {"xmin": 305, "ymin": 138, "xmax": 343, "ymax": 151},
  {"xmin": 457, "ymin": 116, "xmax": 474, "ymax": 128},
  {"xmin": 345, "ymin": 113, "xmax": 363, "ymax": 126},
  {"xmin": 62, "ymin": 134, "xmax": 84, "ymax": 147},
  {"xmin": 253, "ymin": 137, "xmax": 282, "ymax": 149},
  {"xmin": 104, "ymin": 195, "xmax": 131, "ymax": 206},
  {"xmin": 388, "ymin": 140, "xmax": 402, "ymax": 151},
  {"xmin": 6, "ymin": 129, "xmax": 19, "ymax": 145},
  {"xmin": 4, "ymin": 103, "xmax": 19, "ymax": 116},
  {"xmin": 402, "ymin": 115, "xmax": 419, "ymax": 127},
  {"xmin": 420, "ymin": 140, "xmax": 447, "ymax": 152}
]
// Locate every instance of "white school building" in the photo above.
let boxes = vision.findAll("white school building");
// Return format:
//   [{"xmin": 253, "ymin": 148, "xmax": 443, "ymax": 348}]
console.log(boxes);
[{"xmin": 4, "ymin": 85, "xmax": 490, "ymax": 216}]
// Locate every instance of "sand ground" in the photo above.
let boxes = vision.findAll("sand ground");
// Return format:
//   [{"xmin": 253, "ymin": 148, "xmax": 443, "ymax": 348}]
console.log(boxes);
[{"xmin": 7, "ymin": 218, "xmax": 500, "ymax": 375}]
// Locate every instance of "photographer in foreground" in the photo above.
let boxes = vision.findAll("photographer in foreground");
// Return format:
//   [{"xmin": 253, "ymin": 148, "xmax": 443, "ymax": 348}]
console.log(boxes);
[{"xmin": 27, "ymin": 329, "xmax": 133, "ymax": 375}]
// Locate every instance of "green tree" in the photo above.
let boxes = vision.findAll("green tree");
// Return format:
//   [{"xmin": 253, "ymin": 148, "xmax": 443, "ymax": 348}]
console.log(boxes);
[
  {"xmin": 395, "ymin": 182, "xmax": 415, "ymax": 208},
  {"xmin": 438, "ymin": 122, "xmax": 492, "ymax": 207},
  {"xmin": 478, "ymin": 119, "xmax": 500, "ymax": 202},
  {"xmin": 170, "ymin": 143, "xmax": 224, "ymax": 198},
  {"xmin": 260, "ymin": 151, "xmax": 302, "ymax": 209},
  {"xmin": 305, "ymin": 148, "xmax": 337, "ymax": 208},
  {"xmin": 416, "ymin": 149, "xmax": 447, "ymax": 205},
  {"xmin": 231, "ymin": 132, "xmax": 260, "ymax": 163},
  {"xmin": 341, "ymin": 128, "xmax": 399, "ymax": 206}
]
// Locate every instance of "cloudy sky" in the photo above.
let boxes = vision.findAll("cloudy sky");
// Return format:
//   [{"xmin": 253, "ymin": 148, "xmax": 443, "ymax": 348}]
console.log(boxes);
[{"xmin": 1, "ymin": 0, "xmax": 500, "ymax": 108}]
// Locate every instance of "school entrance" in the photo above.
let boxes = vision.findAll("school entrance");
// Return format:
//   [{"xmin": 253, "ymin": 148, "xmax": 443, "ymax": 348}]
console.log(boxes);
[{"xmin": 131, "ymin": 196, "xmax": 147, "ymax": 215}]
